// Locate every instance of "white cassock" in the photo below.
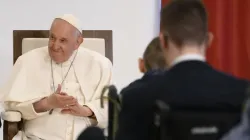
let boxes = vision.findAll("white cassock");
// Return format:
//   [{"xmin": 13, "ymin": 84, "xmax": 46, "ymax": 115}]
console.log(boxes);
[{"xmin": 2, "ymin": 46, "xmax": 112, "ymax": 140}]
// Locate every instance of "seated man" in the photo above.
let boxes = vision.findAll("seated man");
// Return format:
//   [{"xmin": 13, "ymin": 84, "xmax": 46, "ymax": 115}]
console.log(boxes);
[
  {"xmin": 116, "ymin": 1, "xmax": 250, "ymax": 140},
  {"xmin": 2, "ymin": 14, "xmax": 112, "ymax": 140},
  {"xmin": 138, "ymin": 37, "xmax": 166, "ymax": 77}
]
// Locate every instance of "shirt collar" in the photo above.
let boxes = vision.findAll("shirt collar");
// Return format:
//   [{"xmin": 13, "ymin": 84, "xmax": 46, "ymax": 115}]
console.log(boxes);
[{"xmin": 171, "ymin": 54, "xmax": 205, "ymax": 67}]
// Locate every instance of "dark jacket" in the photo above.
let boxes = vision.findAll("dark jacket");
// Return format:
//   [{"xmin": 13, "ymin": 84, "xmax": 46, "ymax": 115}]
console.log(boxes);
[{"xmin": 116, "ymin": 60, "xmax": 249, "ymax": 140}]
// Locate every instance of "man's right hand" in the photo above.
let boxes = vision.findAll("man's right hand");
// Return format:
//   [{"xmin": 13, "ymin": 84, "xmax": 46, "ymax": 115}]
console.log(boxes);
[{"xmin": 46, "ymin": 84, "xmax": 77, "ymax": 109}]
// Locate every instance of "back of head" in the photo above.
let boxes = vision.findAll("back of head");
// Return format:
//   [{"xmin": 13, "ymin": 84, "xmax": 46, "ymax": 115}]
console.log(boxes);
[
  {"xmin": 160, "ymin": 0, "xmax": 208, "ymax": 46},
  {"xmin": 142, "ymin": 37, "xmax": 166, "ymax": 71}
]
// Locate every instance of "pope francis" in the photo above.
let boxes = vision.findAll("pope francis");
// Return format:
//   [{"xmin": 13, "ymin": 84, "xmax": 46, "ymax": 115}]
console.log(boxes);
[{"xmin": 2, "ymin": 14, "xmax": 112, "ymax": 140}]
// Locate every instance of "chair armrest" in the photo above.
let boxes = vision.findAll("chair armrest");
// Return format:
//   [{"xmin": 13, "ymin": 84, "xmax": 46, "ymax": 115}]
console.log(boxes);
[
  {"xmin": 1, "ymin": 111, "xmax": 21, "ymax": 122},
  {"xmin": 1, "ymin": 111, "xmax": 22, "ymax": 140}
]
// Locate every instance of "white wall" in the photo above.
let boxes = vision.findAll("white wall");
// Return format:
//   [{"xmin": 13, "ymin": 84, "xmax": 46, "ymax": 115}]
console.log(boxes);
[{"xmin": 0, "ymin": 0, "xmax": 160, "ymax": 138}]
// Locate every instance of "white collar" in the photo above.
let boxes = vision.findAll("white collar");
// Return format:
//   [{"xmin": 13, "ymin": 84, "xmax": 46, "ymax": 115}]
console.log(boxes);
[{"xmin": 171, "ymin": 54, "xmax": 205, "ymax": 66}]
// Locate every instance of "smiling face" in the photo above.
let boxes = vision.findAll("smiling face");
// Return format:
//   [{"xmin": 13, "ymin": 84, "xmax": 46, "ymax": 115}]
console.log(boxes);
[{"xmin": 48, "ymin": 19, "xmax": 82, "ymax": 63}]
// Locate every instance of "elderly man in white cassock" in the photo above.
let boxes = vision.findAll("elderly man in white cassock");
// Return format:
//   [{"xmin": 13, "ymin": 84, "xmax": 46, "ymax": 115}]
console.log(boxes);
[{"xmin": 2, "ymin": 14, "xmax": 112, "ymax": 140}]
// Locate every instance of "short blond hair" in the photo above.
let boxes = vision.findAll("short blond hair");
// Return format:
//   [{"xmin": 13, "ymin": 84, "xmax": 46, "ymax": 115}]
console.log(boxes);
[{"xmin": 143, "ymin": 37, "xmax": 166, "ymax": 71}]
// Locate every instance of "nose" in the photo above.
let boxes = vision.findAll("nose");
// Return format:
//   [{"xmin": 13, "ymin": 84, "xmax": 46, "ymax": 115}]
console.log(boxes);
[{"xmin": 50, "ymin": 41, "xmax": 61, "ymax": 51}]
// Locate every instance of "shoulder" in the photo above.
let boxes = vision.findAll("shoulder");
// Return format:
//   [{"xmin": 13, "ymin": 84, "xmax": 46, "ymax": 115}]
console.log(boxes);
[
  {"xmin": 77, "ymin": 47, "xmax": 112, "ymax": 69},
  {"xmin": 211, "ymin": 67, "xmax": 250, "ymax": 87},
  {"xmin": 14, "ymin": 47, "xmax": 48, "ymax": 66},
  {"xmin": 123, "ymin": 71, "xmax": 166, "ymax": 92},
  {"xmin": 121, "ymin": 74, "xmax": 164, "ymax": 101},
  {"xmin": 119, "ymin": 75, "xmax": 165, "ymax": 117},
  {"xmin": 142, "ymin": 70, "xmax": 165, "ymax": 80}
]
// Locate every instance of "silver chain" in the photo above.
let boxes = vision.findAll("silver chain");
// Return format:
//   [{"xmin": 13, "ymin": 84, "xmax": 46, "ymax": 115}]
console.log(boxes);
[{"xmin": 49, "ymin": 50, "xmax": 78, "ymax": 114}]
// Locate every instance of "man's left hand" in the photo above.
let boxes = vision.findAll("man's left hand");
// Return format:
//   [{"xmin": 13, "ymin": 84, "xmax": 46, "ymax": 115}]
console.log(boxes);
[{"xmin": 61, "ymin": 102, "xmax": 93, "ymax": 117}]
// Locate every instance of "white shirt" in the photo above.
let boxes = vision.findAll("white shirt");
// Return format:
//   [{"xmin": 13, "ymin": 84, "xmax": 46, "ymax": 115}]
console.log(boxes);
[{"xmin": 171, "ymin": 54, "xmax": 205, "ymax": 67}]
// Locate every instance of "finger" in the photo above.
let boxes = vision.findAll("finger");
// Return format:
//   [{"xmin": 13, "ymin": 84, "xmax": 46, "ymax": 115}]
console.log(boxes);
[
  {"xmin": 68, "ymin": 105, "xmax": 77, "ymax": 110},
  {"xmin": 61, "ymin": 96, "xmax": 76, "ymax": 102},
  {"xmin": 60, "ymin": 98, "xmax": 77, "ymax": 106},
  {"xmin": 61, "ymin": 109, "xmax": 72, "ymax": 114},
  {"xmin": 59, "ymin": 92, "xmax": 68, "ymax": 96},
  {"xmin": 61, "ymin": 109, "xmax": 75, "ymax": 115},
  {"xmin": 55, "ymin": 84, "xmax": 61, "ymax": 94},
  {"xmin": 64, "ymin": 100, "xmax": 77, "ymax": 106},
  {"xmin": 68, "ymin": 102, "xmax": 77, "ymax": 106},
  {"xmin": 62, "ymin": 103, "xmax": 75, "ymax": 108}
]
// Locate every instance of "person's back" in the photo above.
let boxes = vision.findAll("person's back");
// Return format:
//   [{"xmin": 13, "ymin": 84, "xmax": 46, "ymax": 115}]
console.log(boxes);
[{"xmin": 116, "ymin": 1, "xmax": 249, "ymax": 140}]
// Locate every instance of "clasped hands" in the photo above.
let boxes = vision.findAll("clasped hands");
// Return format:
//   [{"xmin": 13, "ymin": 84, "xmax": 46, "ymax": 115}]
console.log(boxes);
[{"xmin": 45, "ymin": 84, "xmax": 93, "ymax": 117}]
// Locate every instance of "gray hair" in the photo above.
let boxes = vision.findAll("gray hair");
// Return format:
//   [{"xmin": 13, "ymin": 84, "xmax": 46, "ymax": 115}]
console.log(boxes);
[{"xmin": 74, "ymin": 29, "xmax": 82, "ymax": 37}]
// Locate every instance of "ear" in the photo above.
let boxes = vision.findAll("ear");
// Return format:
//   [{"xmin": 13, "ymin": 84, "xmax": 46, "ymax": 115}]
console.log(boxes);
[
  {"xmin": 138, "ymin": 58, "xmax": 146, "ymax": 73},
  {"xmin": 207, "ymin": 32, "xmax": 214, "ymax": 48},
  {"xmin": 159, "ymin": 32, "xmax": 167, "ymax": 49},
  {"xmin": 75, "ymin": 37, "xmax": 83, "ymax": 49}
]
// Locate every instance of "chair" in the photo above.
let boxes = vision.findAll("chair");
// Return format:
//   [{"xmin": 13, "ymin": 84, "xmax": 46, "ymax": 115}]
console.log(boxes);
[
  {"xmin": 101, "ymin": 85, "xmax": 121, "ymax": 140},
  {"xmin": 152, "ymin": 100, "xmax": 241, "ymax": 140},
  {"xmin": 1, "ymin": 30, "xmax": 113, "ymax": 140}
]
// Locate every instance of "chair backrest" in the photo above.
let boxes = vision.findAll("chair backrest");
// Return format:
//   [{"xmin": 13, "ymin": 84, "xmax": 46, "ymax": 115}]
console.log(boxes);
[
  {"xmin": 21, "ymin": 38, "xmax": 105, "ymax": 56},
  {"xmin": 153, "ymin": 101, "xmax": 241, "ymax": 140},
  {"xmin": 13, "ymin": 30, "xmax": 113, "ymax": 64}
]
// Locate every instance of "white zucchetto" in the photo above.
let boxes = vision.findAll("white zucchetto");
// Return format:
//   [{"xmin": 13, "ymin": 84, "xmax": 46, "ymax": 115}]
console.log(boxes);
[{"xmin": 56, "ymin": 14, "xmax": 82, "ymax": 34}]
